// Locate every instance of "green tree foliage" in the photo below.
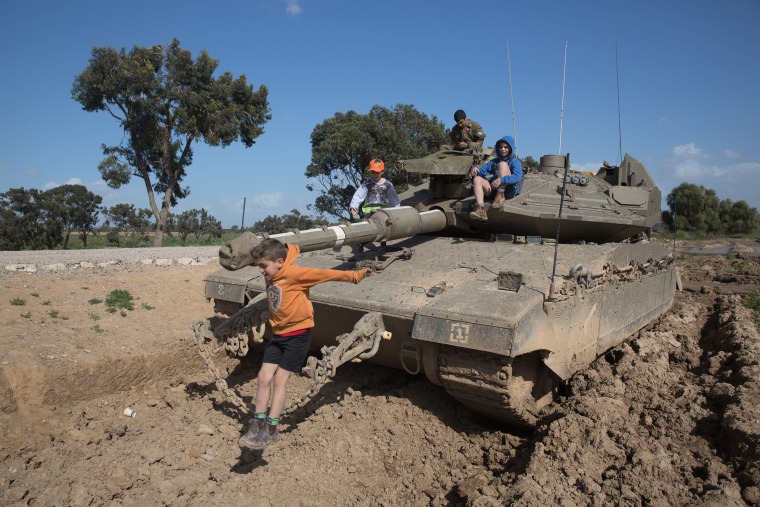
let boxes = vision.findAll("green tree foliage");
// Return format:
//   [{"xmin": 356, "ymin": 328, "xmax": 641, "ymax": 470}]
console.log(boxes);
[
  {"xmin": 252, "ymin": 209, "xmax": 328, "ymax": 235},
  {"xmin": 0, "ymin": 188, "xmax": 62, "ymax": 250},
  {"xmin": 43, "ymin": 184, "xmax": 103, "ymax": 248},
  {"xmin": 176, "ymin": 209, "xmax": 200, "ymax": 244},
  {"xmin": 199, "ymin": 209, "xmax": 223, "ymax": 243},
  {"xmin": 719, "ymin": 199, "xmax": 760, "ymax": 234},
  {"xmin": 103, "ymin": 204, "xmax": 152, "ymax": 246},
  {"xmin": 72, "ymin": 38, "xmax": 271, "ymax": 247},
  {"xmin": 662, "ymin": 182, "xmax": 760, "ymax": 234},
  {"xmin": 306, "ymin": 104, "xmax": 447, "ymax": 218},
  {"xmin": 174, "ymin": 208, "xmax": 223, "ymax": 244},
  {"xmin": 521, "ymin": 155, "xmax": 539, "ymax": 173}
]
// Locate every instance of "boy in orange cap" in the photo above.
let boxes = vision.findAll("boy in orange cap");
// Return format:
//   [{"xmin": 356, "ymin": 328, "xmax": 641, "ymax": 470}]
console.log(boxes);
[
  {"xmin": 348, "ymin": 159, "xmax": 401, "ymax": 254},
  {"xmin": 349, "ymin": 159, "xmax": 400, "ymax": 219}
]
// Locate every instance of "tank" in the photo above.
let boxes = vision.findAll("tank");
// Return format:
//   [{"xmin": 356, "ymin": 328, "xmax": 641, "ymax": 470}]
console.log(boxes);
[{"xmin": 201, "ymin": 152, "xmax": 677, "ymax": 426}]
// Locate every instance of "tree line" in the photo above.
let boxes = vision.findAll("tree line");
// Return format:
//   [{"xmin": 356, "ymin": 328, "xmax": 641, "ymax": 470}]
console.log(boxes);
[
  {"xmin": 0, "ymin": 184, "xmax": 228, "ymax": 250},
  {"xmin": 7, "ymin": 40, "xmax": 756, "ymax": 252},
  {"xmin": 662, "ymin": 183, "xmax": 759, "ymax": 234}
]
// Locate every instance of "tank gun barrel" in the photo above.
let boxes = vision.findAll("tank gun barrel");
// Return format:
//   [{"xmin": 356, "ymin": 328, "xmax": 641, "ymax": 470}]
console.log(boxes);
[{"xmin": 219, "ymin": 207, "xmax": 447, "ymax": 270}]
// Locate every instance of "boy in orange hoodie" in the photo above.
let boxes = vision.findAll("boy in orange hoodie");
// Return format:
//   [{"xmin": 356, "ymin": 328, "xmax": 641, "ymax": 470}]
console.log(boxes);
[{"xmin": 238, "ymin": 238, "xmax": 372, "ymax": 449}]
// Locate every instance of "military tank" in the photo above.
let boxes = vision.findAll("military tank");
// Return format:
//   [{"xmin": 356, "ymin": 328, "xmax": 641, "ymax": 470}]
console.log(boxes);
[{"xmin": 201, "ymin": 152, "xmax": 677, "ymax": 426}]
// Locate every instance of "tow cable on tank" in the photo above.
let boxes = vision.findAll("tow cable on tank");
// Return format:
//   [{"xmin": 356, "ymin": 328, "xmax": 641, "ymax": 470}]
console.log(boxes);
[{"xmin": 191, "ymin": 311, "xmax": 391, "ymax": 418}]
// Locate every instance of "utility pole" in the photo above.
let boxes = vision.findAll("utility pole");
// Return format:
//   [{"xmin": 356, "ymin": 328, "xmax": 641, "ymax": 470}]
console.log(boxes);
[{"xmin": 241, "ymin": 196, "xmax": 247, "ymax": 230}]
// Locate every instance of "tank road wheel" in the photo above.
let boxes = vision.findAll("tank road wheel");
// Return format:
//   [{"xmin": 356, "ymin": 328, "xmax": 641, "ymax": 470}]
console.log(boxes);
[{"xmin": 433, "ymin": 346, "xmax": 559, "ymax": 427}]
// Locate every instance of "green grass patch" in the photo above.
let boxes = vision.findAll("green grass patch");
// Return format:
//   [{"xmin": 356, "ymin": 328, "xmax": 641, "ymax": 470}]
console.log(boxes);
[
  {"xmin": 92, "ymin": 325, "xmax": 104, "ymax": 333},
  {"xmin": 48, "ymin": 310, "xmax": 59, "ymax": 318},
  {"xmin": 105, "ymin": 289, "xmax": 134, "ymax": 311},
  {"xmin": 142, "ymin": 303, "xmax": 155, "ymax": 310},
  {"xmin": 41, "ymin": 300, "xmax": 51, "ymax": 306},
  {"xmin": 10, "ymin": 298, "xmax": 25, "ymax": 306},
  {"xmin": 89, "ymin": 313, "xmax": 100, "ymax": 321},
  {"xmin": 744, "ymin": 292, "xmax": 760, "ymax": 331},
  {"xmin": 88, "ymin": 298, "xmax": 103, "ymax": 305},
  {"xmin": 31, "ymin": 293, "xmax": 39, "ymax": 298}
]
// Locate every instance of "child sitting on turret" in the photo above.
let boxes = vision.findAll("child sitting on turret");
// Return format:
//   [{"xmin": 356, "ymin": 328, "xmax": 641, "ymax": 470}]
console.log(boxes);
[{"xmin": 469, "ymin": 135, "xmax": 522, "ymax": 222}]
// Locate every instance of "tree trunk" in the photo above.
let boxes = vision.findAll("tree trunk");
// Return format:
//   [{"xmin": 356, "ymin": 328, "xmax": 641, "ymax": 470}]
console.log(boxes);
[{"xmin": 153, "ymin": 199, "xmax": 172, "ymax": 247}]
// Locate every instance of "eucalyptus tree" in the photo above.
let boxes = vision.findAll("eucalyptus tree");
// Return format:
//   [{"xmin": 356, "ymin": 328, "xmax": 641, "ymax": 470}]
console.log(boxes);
[
  {"xmin": 72, "ymin": 38, "xmax": 270, "ymax": 246},
  {"xmin": 663, "ymin": 182, "xmax": 759, "ymax": 234},
  {"xmin": 306, "ymin": 104, "xmax": 447, "ymax": 219},
  {"xmin": 252, "ymin": 209, "xmax": 328, "ymax": 234},
  {"xmin": 0, "ymin": 188, "xmax": 62, "ymax": 250},
  {"xmin": 103, "ymin": 203, "xmax": 152, "ymax": 234},
  {"xmin": 44, "ymin": 184, "xmax": 102, "ymax": 248}
]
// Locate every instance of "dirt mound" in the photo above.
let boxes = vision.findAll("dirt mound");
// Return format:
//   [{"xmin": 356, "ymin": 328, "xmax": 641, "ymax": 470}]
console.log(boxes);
[{"xmin": 1, "ymin": 248, "xmax": 758, "ymax": 506}]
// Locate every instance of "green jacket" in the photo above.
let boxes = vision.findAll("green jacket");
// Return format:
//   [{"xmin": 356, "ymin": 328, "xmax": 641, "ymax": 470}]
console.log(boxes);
[{"xmin": 449, "ymin": 120, "xmax": 486, "ymax": 150}]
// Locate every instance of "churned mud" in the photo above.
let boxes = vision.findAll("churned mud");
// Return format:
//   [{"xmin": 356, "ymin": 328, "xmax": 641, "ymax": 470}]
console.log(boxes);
[{"xmin": 0, "ymin": 241, "xmax": 758, "ymax": 506}]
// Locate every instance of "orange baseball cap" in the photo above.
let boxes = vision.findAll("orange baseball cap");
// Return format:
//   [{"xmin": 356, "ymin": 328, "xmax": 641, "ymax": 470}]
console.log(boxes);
[{"xmin": 369, "ymin": 159, "xmax": 385, "ymax": 172}]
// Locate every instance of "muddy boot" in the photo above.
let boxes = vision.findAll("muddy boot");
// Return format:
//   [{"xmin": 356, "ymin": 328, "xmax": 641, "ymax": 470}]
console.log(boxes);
[
  {"xmin": 493, "ymin": 190, "xmax": 505, "ymax": 209},
  {"xmin": 469, "ymin": 204, "xmax": 488, "ymax": 222},
  {"xmin": 251, "ymin": 423, "xmax": 280, "ymax": 449},
  {"xmin": 238, "ymin": 417, "xmax": 266, "ymax": 449}
]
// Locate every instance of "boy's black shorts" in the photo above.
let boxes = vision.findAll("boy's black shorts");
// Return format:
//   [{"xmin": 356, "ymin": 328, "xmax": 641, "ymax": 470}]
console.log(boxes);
[{"xmin": 262, "ymin": 329, "xmax": 312, "ymax": 373}]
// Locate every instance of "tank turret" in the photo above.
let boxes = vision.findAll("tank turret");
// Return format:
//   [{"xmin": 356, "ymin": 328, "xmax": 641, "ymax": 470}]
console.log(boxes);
[
  {"xmin": 199, "ymin": 152, "xmax": 677, "ymax": 427},
  {"xmin": 397, "ymin": 151, "xmax": 661, "ymax": 243}
]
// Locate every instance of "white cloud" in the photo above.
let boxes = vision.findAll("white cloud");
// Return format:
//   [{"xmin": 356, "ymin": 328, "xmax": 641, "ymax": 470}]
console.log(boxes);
[
  {"xmin": 664, "ymin": 142, "xmax": 760, "ymax": 209},
  {"xmin": 254, "ymin": 192, "xmax": 284, "ymax": 208},
  {"xmin": 285, "ymin": 0, "xmax": 302, "ymax": 15},
  {"xmin": 671, "ymin": 143, "xmax": 725, "ymax": 179},
  {"xmin": 672, "ymin": 158, "xmax": 729, "ymax": 179},
  {"xmin": 672, "ymin": 143, "xmax": 702, "ymax": 157},
  {"xmin": 41, "ymin": 177, "xmax": 83, "ymax": 190},
  {"xmin": 657, "ymin": 117, "xmax": 671, "ymax": 126},
  {"xmin": 724, "ymin": 149, "xmax": 739, "ymax": 158}
]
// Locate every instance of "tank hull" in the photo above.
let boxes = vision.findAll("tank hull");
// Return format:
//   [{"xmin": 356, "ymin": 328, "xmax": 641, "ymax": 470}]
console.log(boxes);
[{"xmin": 205, "ymin": 235, "xmax": 676, "ymax": 425}]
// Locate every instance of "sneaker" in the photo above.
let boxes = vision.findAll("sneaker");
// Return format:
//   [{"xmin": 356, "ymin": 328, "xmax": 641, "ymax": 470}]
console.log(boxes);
[
  {"xmin": 250, "ymin": 424, "xmax": 280, "ymax": 449},
  {"xmin": 469, "ymin": 205, "xmax": 488, "ymax": 222},
  {"xmin": 238, "ymin": 418, "xmax": 266, "ymax": 449},
  {"xmin": 493, "ymin": 191, "xmax": 505, "ymax": 209}
]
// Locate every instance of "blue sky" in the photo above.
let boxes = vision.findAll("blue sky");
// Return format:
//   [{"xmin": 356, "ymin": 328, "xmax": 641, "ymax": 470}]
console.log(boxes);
[{"xmin": 1, "ymin": 0, "xmax": 759, "ymax": 228}]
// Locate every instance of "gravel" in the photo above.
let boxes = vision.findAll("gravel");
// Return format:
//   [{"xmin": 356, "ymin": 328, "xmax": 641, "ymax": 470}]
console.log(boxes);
[{"xmin": 1, "ymin": 246, "xmax": 221, "ymax": 269}]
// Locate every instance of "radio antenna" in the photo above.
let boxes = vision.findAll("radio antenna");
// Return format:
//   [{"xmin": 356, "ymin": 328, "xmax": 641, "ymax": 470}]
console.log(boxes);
[
  {"xmin": 558, "ymin": 40, "xmax": 568, "ymax": 154},
  {"xmin": 507, "ymin": 41, "xmax": 517, "ymax": 144},
  {"xmin": 615, "ymin": 43, "xmax": 623, "ymax": 164}
]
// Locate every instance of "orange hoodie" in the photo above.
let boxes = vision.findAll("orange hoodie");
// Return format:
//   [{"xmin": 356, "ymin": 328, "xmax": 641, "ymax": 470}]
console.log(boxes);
[{"xmin": 265, "ymin": 243, "xmax": 367, "ymax": 335}]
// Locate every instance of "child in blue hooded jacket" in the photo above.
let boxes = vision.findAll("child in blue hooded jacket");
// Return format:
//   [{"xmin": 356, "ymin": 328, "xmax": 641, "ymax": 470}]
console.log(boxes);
[{"xmin": 469, "ymin": 135, "xmax": 522, "ymax": 221}]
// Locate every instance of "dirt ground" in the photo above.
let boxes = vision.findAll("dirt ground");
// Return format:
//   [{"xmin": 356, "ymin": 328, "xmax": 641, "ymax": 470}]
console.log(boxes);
[{"xmin": 1, "ymin": 238, "xmax": 759, "ymax": 506}]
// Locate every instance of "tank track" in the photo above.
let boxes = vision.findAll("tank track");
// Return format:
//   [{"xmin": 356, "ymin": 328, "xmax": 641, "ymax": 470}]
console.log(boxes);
[{"xmin": 436, "ymin": 346, "xmax": 556, "ymax": 427}]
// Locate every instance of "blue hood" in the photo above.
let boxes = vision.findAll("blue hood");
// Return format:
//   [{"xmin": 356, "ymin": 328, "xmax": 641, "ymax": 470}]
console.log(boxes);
[{"xmin": 495, "ymin": 136, "xmax": 516, "ymax": 161}]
